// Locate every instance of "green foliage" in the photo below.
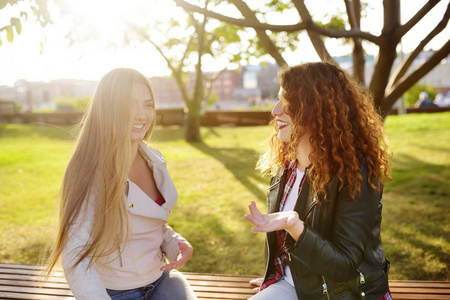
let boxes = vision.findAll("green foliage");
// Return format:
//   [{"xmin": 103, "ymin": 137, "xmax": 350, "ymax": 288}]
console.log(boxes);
[
  {"xmin": 316, "ymin": 15, "xmax": 346, "ymax": 31},
  {"xmin": 404, "ymin": 83, "xmax": 439, "ymax": 107},
  {"xmin": 1, "ymin": 113, "xmax": 449, "ymax": 279},
  {"xmin": 5, "ymin": 25, "xmax": 13, "ymax": 42},
  {"xmin": 265, "ymin": 0, "xmax": 293, "ymax": 12},
  {"xmin": 0, "ymin": 0, "xmax": 52, "ymax": 45},
  {"xmin": 207, "ymin": 91, "xmax": 218, "ymax": 109},
  {"xmin": 52, "ymin": 97, "xmax": 74, "ymax": 111},
  {"xmin": 51, "ymin": 96, "xmax": 90, "ymax": 112},
  {"xmin": 10, "ymin": 17, "xmax": 21, "ymax": 34},
  {"xmin": 72, "ymin": 96, "xmax": 90, "ymax": 112}
]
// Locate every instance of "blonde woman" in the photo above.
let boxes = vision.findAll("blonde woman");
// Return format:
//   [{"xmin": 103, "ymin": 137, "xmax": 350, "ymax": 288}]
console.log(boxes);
[
  {"xmin": 46, "ymin": 68, "xmax": 197, "ymax": 300},
  {"xmin": 245, "ymin": 62, "xmax": 393, "ymax": 299}
]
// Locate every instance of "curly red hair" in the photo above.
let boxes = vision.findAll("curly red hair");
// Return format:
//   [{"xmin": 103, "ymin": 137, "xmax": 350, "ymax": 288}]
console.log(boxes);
[{"xmin": 257, "ymin": 62, "xmax": 392, "ymax": 199}]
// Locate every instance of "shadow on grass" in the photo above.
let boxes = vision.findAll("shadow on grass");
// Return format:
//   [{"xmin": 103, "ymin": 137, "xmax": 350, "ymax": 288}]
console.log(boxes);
[
  {"xmin": 151, "ymin": 126, "xmax": 223, "ymax": 143},
  {"xmin": 383, "ymin": 152, "xmax": 450, "ymax": 280},
  {"xmin": 385, "ymin": 224, "xmax": 449, "ymax": 280},
  {"xmin": 18, "ymin": 238, "xmax": 53, "ymax": 265},
  {"xmin": 188, "ymin": 141, "xmax": 267, "ymax": 204},
  {"xmin": 174, "ymin": 207, "xmax": 265, "ymax": 275},
  {"xmin": 389, "ymin": 153, "xmax": 448, "ymax": 192}
]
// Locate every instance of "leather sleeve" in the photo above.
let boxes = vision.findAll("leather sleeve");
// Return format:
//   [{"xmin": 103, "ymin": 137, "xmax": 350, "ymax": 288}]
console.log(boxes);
[{"xmin": 285, "ymin": 165, "xmax": 381, "ymax": 281}]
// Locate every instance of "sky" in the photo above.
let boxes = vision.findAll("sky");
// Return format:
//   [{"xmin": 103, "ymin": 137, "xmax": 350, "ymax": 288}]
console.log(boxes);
[{"xmin": 0, "ymin": 0, "xmax": 448, "ymax": 87}]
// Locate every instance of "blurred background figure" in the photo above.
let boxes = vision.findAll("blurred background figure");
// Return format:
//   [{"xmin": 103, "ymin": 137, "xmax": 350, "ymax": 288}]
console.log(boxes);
[
  {"xmin": 435, "ymin": 92, "xmax": 450, "ymax": 107},
  {"xmin": 415, "ymin": 91, "xmax": 437, "ymax": 108}
]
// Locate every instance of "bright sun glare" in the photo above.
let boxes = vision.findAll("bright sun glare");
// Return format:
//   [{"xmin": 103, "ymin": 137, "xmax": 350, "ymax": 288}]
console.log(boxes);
[
  {"xmin": 59, "ymin": 0, "xmax": 176, "ymax": 39},
  {"xmin": 0, "ymin": 0, "xmax": 448, "ymax": 86}
]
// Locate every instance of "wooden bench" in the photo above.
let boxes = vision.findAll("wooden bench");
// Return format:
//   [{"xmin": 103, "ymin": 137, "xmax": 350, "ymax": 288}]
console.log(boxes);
[{"xmin": 0, "ymin": 263, "xmax": 449, "ymax": 299}]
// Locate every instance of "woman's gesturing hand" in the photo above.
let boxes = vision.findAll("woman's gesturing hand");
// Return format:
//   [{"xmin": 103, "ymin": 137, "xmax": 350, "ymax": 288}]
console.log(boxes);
[
  {"xmin": 160, "ymin": 241, "xmax": 193, "ymax": 271},
  {"xmin": 245, "ymin": 201, "xmax": 304, "ymax": 241}
]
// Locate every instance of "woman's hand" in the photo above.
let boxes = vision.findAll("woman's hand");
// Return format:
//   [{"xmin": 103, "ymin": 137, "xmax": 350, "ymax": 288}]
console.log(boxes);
[
  {"xmin": 249, "ymin": 277, "xmax": 264, "ymax": 294},
  {"xmin": 245, "ymin": 201, "xmax": 304, "ymax": 241},
  {"xmin": 160, "ymin": 241, "xmax": 193, "ymax": 271}
]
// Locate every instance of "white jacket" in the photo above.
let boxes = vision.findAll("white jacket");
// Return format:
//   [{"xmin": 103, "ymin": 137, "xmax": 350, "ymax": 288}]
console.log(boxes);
[{"xmin": 62, "ymin": 142, "xmax": 186, "ymax": 299}]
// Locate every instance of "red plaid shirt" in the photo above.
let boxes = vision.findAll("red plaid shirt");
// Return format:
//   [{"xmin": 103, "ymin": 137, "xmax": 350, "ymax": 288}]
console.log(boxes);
[{"xmin": 260, "ymin": 160, "xmax": 308, "ymax": 291}]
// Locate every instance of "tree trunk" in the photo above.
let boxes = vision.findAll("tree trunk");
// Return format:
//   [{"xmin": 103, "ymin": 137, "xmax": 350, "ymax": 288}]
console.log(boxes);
[
  {"xmin": 184, "ymin": 107, "xmax": 202, "ymax": 142},
  {"xmin": 370, "ymin": 45, "xmax": 398, "ymax": 117},
  {"xmin": 184, "ymin": 11, "xmax": 206, "ymax": 142},
  {"xmin": 350, "ymin": 0, "xmax": 365, "ymax": 84},
  {"xmin": 370, "ymin": 0, "xmax": 401, "ymax": 117}
]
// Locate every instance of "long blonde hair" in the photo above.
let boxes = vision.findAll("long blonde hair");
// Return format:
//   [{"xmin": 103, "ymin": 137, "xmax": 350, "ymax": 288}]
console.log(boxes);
[
  {"xmin": 45, "ymin": 68, "xmax": 156, "ymax": 275},
  {"xmin": 257, "ymin": 62, "xmax": 391, "ymax": 199}
]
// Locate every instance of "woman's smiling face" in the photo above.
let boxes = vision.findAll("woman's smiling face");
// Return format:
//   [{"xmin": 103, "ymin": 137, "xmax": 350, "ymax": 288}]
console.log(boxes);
[
  {"xmin": 272, "ymin": 87, "xmax": 292, "ymax": 142},
  {"xmin": 130, "ymin": 83, "xmax": 154, "ymax": 143}
]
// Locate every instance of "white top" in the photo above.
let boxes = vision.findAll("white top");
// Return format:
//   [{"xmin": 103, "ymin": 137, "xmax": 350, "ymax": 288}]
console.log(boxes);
[{"xmin": 282, "ymin": 168, "xmax": 304, "ymax": 287}]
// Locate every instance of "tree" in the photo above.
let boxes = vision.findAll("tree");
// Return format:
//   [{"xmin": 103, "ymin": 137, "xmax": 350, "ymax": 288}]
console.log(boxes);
[
  {"xmin": 0, "ymin": 0, "xmax": 52, "ymax": 47},
  {"xmin": 173, "ymin": 0, "xmax": 450, "ymax": 117},
  {"xmin": 37, "ymin": 0, "xmax": 246, "ymax": 142},
  {"xmin": 127, "ymin": 1, "xmax": 245, "ymax": 141}
]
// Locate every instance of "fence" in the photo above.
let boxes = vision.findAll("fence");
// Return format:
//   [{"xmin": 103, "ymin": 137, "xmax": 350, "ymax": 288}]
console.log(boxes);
[
  {"xmin": 1, "ymin": 107, "xmax": 449, "ymax": 127},
  {"xmin": 0, "ymin": 109, "xmax": 273, "ymax": 127}
]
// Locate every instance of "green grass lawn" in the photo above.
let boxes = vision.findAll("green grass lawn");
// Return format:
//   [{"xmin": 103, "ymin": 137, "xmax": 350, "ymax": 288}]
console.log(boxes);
[{"xmin": 0, "ymin": 112, "xmax": 449, "ymax": 280}]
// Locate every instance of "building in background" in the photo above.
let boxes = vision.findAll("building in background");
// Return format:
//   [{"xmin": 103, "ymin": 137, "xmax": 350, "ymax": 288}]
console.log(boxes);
[
  {"xmin": 1, "ymin": 53, "xmax": 448, "ymax": 112},
  {"xmin": 0, "ymin": 79, "xmax": 97, "ymax": 112}
]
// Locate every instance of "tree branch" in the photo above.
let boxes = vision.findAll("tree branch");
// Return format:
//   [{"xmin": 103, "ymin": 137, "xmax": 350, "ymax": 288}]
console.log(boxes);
[
  {"xmin": 202, "ymin": 66, "xmax": 228, "ymax": 111},
  {"xmin": 344, "ymin": 0, "xmax": 358, "ymax": 29},
  {"xmin": 228, "ymin": 0, "xmax": 287, "ymax": 66},
  {"xmin": 383, "ymin": 39, "xmax": 450, "ymax": 112},
  {"xmin": 345, "ymin": 0, "xmax": 365, "ymax": 83},
  {"xmin": 129, "ymin": 23, "xmax": 191, "ymax": 102},
  {"xmin": 291, "ymin": 0, "xmax": 332, "ymax": 61},
  {"xmin": 388, "ymin": 2, "xmax": 450, "ymax": 89},
  {"xmin": 173, "ymin": 0, "xmax": 381, "ymax": 44},
  {"xmin": 394, "ymin": 0, "xmax": 441, "ymax": 40},
  {"xmin": 177, "ymin": 36, "xmax": 194, "ymax": 75}
]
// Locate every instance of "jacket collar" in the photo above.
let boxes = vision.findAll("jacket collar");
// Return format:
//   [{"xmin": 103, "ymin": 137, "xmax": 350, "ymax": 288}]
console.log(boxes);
[
  {"xmin": 127, "ymin": 141, "xmax": 178, "ymax": 211},
  {"xmin": 138, "ymin": 141, "xmax": 166, "ymax": 167}
]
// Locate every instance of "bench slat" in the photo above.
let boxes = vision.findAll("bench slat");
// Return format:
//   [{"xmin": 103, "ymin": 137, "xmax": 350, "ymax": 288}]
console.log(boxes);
[
  {"xmin": 0, "ymin": 291, "xmax": 74, "ymax": 300},
  {"xmin": 189, "ymin": 280, "xmax": 255, "ymax": 288},
  {"xmin": 0, "ymin": 274, "xmax": 67, "ymax": 284},
  {"xmin": 389, "ymin": 280, "xmax": 450, "ymax": 288},
  {"xmin": 194, "ymin": 291, "xmax": 250, "ymax": 299},
  {"xmin": 0, "ymin": 285, "xmax": 73, "ymax": 297},
  {"xmin": 391, "ymin": 286, "xmax": 450, "ymax": 293},
  {"xmin": 0, "ymin": 279, "xmax": 70, "ymax": 290},
  {"xmin": 192, "ymin": 285, "xmax": 252, "ymax": 294},
  {"xmin": 185, "ymin": 273, "xmax": 254, "ymax": 283},
  {"xmin": 0, "ymin": 263, "xmax": 449, "ymax": 300}
]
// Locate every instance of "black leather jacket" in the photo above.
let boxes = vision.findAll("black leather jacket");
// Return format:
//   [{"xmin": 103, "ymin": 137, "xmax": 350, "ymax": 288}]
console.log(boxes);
[{"xmin": 263, "ymin": 162, "xmax": 390, "ymax": 299}]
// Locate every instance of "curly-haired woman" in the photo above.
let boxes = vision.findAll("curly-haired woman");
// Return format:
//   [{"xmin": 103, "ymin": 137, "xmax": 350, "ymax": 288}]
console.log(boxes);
[
  {"xmin": 45, "ymin": 68, "xmax": 197, "ymax": 300},
  {"xmin": 245, "ymin": 62, "xmax": 392, "ymax": 299}
]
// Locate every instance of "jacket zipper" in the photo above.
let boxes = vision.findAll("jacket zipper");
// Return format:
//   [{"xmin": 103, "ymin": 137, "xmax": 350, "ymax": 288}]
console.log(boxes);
[
  {"xmin": 312, "ymin": 195, "xmax": 329, "ymax": 299},
  {"xmin": 357, "ymin": 269, "xmax": 365, "ymax": 284},
  {"xmin": 118, "ymin": 246, "xmax": 123, "ymax": 267},
  {"xmin": 357, "ymin": 268, "xmax": 366, "ymax": 298},
  {"xmin": 322, "ymin": 276, "xmax": 330, "ymax": 300}
]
